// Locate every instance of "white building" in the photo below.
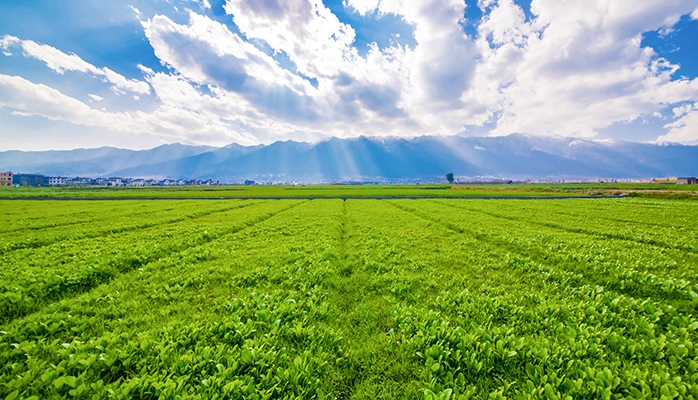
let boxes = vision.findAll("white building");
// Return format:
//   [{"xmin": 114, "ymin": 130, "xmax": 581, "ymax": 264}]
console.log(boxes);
[{"xmin": 48, "ymin": 176, "xmax": 67, "ymax": 186}]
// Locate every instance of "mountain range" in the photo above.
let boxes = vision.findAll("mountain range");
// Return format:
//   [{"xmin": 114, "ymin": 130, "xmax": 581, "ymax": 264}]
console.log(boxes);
[{"xmin": 1, "ymin": 134, "xmax": 696, "ymax": 182}]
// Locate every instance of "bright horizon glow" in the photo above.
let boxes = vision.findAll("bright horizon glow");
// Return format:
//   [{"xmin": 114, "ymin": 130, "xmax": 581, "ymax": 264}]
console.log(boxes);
[{"xmin": 1, "ymin": 0, "xmax": 698, "ymax": 151}]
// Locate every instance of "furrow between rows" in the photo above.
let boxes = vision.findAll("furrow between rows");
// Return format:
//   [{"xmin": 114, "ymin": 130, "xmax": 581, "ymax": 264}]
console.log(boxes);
[
  {"xmin": 0, "ymin": 202, "xmax": 260, "ymax": 255},
  {"xmin": 387, "ymin": 201, "xmax": 695, "ymax": 311},
  {"xmin": 437, "ymin": 200, "xmax": 698, "ymax": 255},
  {"xmin": 0, "ymin": 201, "xmax": 305, "ymax": 325}
]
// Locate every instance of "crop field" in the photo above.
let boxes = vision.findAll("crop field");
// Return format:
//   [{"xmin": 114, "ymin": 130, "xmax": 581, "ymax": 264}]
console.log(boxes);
[
  {"xmin": 3, "ymin": 182, "xmax": 696, "ymax": 200},
  {"xmin": 0, "ymin": 185, "xmax": 572, "ymax": 200},
  {"xmin": 1, "ymin": 198, "xmax": 698, "ymax": 399}
]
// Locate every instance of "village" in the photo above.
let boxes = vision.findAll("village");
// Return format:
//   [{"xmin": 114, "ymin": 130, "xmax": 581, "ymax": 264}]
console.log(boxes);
[
  {"xmin": 0, "ymin": 172, "xmax": 220, "ymax": 187},
  {"xmin": 1, "ymin": 171, "xmax": 697, "ymax": 188}
]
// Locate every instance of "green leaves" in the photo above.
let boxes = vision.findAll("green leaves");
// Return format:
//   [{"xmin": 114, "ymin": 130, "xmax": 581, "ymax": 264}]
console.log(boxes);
[
  {"xmin": 52, "ymin": 375, "xmax": 77, "ymax": 390},
  {"xmin": 2, "ymin": 198, "xmax": 698, "ymax": 399}
]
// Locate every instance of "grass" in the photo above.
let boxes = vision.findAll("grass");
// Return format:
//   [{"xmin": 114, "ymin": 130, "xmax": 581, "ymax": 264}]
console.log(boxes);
[{"xmin": 3, "ymin": 182, "xmax": 696, "ymax": 199}]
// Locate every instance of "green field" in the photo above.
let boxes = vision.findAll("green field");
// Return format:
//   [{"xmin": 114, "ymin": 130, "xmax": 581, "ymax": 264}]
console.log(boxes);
[
  {"xmin": 1, "ymin": 198, "xmax": 698, "ymax": 399},
  {"xmin": 0, "ymin": 185, "xmax": 559, "ymax": 199},
  {"xmin": 1, "ymin": 182, "xmax": 696, "ymax": 200}
]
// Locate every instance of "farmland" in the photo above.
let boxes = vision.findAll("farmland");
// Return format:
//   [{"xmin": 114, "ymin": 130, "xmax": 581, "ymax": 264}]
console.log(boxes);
[
  {"xmin": 1, "ymin": 181, "xmax": 696, "ymax": 200},
  {"xmin": 1, "ymin": 197, "xmax": 698, "ymax": 399},
  {"xmin": 0, "ymin": 184, "xmax": 567, "ymax": 199}
]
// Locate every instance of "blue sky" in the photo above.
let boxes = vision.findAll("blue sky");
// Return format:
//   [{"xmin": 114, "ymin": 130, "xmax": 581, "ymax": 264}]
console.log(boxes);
[{"xmin": 1, "ymin": 0, "xmax": 698, "ymax": 150}]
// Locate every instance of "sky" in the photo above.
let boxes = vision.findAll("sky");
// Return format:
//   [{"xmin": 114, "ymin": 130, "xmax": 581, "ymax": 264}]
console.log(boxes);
[{"xmin": 1, "ymin": 0, "xmax": 698, "ymax": 150}]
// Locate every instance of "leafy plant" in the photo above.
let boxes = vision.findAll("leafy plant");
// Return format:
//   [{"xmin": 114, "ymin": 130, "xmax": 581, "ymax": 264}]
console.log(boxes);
[{"xmin": 1, "ymin": 198, "xmax": 697, "ymax": 398}]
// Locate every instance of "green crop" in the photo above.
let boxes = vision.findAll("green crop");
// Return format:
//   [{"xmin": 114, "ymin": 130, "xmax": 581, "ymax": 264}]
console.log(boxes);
[
  {"xmin": 0, "ymin": 184, "xmax": 612, "ymax": 200},
  {"xmin": 1, "ymin": 181, "xmax": 696, "ymax": 200},
  {"xmin": 1, "ymin": 198, "xmax": 697, "ymax": 399}
]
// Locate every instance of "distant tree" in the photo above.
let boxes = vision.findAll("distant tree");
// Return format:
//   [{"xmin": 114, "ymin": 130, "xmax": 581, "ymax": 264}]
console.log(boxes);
[{"xmin": 445, "ymin": 172, "xmax": 454, "ymax": 184}]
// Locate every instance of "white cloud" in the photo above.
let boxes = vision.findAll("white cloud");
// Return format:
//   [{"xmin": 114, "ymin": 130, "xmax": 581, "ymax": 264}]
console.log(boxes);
[
  {"xmin": 225, "ymin": 0, "xmax": 358, "ymax": 79},
  {"xmin": 345, "ymin": 0, "xmax": 477, "ymax": 104},
  {"xmin": 1, "ymin": 35, "xmax": 151, "ymax": 95},
  {"xmin": 673, "ymin": 103, "xmax": 694, "ymax": 117},
  {"xmin": 0, "ymin": 35, "xmax": 19, "ymax": 56},
  {"xmin": 128, "ymin": 5, "xmax": 142, "ymax": 18},
  {"xmin": 141, "ymin": 70, "xmax": 262, "ymax": 143},
  {"xmin": 460, "ymin": 0, "xmax": 698, "ymax": 139},
  {"xmin": 3, "ymin": 0, "xmax": 698, "ymax": 146},
  {"xmin": 342, "ymin": 0, "xmax": 482, "ymax": 133},
  {"xmin": 0, "ymin": 73, "xmax": 257, "ymax": 146},
  {"xmin": 17, "ymin": 39, "xmax": 97, "ymax": 74},
  {"xmin": 142, "ymin": 12, "xmax": 319, "ymax": 119},
  {"xmin": 139, "ymin": 9, "xmax": 422, "ymax": 141},
  {"xmin": 10, "ymin": 111, "xmax": 35, "ymax": 117},
  {"xmin": 222, "ymin": 0, "xmax": 481, "ymax": 134},
  {"xmin": 658, "ymin": 103, "xmax": 698, "ymax": 143},
  {"xmin": 0, "ymin": 74, "xmax": 138, "ymax": 129},
  {"xmin": 88, "ymin": 94, "xmax": 103, "ymax": 101},
  {"xmin": 225, "ymin": 0, "xmax": 698, "ymax": 142}
]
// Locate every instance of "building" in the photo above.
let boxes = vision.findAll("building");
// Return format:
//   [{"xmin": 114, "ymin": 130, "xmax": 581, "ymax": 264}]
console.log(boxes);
[
  {"xmin": 677, "ymin": 177, "xmax": 698, "ymax": 185},
  {"xmin": 0, "ymin": 171, "xmax": 12, "ymax": 187},
  {"xmin": 48, "ymin": 176, "xmax": 67, "ymax": 186}
]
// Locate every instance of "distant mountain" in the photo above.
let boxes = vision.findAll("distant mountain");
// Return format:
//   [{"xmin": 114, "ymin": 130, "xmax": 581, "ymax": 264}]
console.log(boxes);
[
  {"xmin": 1, "ymin": 135, "xmax": 696, "ymax": 181},
  {"xmin": 0, "ymin": 144, "xmax": 215, "ymax": 177},
  {"xmin": 112, "ymin": 143, "xmax": 263, "ymax": 178}
]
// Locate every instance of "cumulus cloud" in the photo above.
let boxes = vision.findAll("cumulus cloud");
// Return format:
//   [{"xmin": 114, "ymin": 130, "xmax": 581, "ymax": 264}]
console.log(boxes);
[
  {"xmin": 1, "ymin": 35, "xmax": 151, "ymax": 95},
  {"xmin": 345, "ymin": 0, "xmax": 477, "ymax": 104},
  {"xmin": 658, "ymin": 103, "xmax": 698, "ymax": 144},
  {"xmin": 225, "ymin": 0, "xmax": 358, "ymax": 79},
  {"xmin": 218, "ymin": 0, "xmax": 481, "ymax": 135},
  {"xmin": 222, "ymin": 0, "xmax": 698, "ymax": 141},
  {"xmin": 2, "ymin": 0, "xmax": 698, "ymax": 146},
  {"xmin": 143, "ymin": 12, "xmax": 319, "ymax": 120},
  {"xmin": 463, "ymin": 0, "xmax": 698, "ymax": 138},
  {"xmin": 140, "ymin": 9, "xmax": 421, "ymax": 140}
]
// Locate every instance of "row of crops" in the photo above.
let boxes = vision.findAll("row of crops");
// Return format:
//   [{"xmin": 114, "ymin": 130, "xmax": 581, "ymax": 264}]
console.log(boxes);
[
  {"xmin": 0, "ymin": 185, "xmax": 569, "ymax": 200},
  {"xmin": 1, "ymin": 198, "xmax": 697, "ymax": 398}
]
